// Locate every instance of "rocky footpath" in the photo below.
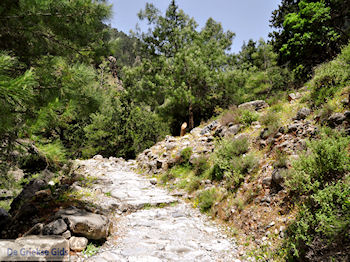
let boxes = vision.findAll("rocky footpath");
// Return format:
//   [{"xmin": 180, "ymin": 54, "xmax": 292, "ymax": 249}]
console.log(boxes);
[
  {"xmin": 1, "ymin": 155, "xmax": 241, "ymax": 261},
  {"xmin": 74, "ymin": 157, "xmax": 240, "ymax": 262}
]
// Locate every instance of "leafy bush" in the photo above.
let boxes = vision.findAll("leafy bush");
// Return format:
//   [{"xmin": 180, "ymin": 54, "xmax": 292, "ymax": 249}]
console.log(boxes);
[
  {"xmin": 226, "ymin": 153, "xmax": 259, "ymax": 191},
  {"xmin": 274, "ymin": 149, "xmax": 288, "ymax": 168},
  {"xmin": 240, "ymin": 110, "xmax": 259, "ymax": 126},
  {"xmin": 285, "ymin": 134, "xmax": 350, "ymax": 196},
  {"xmin": 37, "ymin": 140, "xmax": 67, "ymax": 170},
  {"xmin": 260, "ymin": 110, "xmax": 281, "ymax": 136},
  {"xmin": 210, "ymin": 137, "xmax": 249, "ymax": 182},
  {"xmin": 197, "ymin": 188, "xmax": 217, "ymax": 213},
  {"xmin": 284, "ymin": 176, "xmax": 350, "ymax": 261},
  {"xmin": 220, "ymin": 106, "xmax": 258, "ymax": 127},
  {"xmin": 309, "ymin": 43, "xmax": 350, "ymax": 106},
  {"xmin": 180, "ymin": 147, "xmax": 193, "ymax": 165},
  {"xmin": 186, "ymin": 176, "xmax": 202, "ymax": 193},
  {"xmin": 193, "ymin": 156, "xmax": 210, "ymax": 176}
]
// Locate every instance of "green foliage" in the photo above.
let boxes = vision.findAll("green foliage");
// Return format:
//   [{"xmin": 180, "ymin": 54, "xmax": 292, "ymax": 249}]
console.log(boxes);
[
  {"xmin": 124, "ymin": 2, "xmax": 235, "ymax": 132},
  {"xmin": 240, "ymin": 110, "xmax": 259, "ymax": 126},
  {"xmin": 210, "ymin": 137, "xmax": 256, "ymax": 190},
  {"xmin": 0, "ymin": 53, "xmax": 36, "ymax": 145},
  {"xmin": 83, "ymin": 243, "xmax": 99, "ymax": 257},
  {"xmin": 192, "ymin": 156, "xmax": 210, "ymax": 176},
  {"xmin": 226, "ymin": 153, "xmax": 259, "ymax": 191},
  {"xmin": 309, "ymin": 43, "xmax": 350, "ymax": 106},
  {"xmin": 180, "ymin": 147, "xmax": 193, "ymax": 165},
  {"xmin": 197, "ymin": 188, "xmax": 217, "ymax": 213},
  {"xmin": 285, "ymin": 133, "xmax": 350, "ymax": 196},
  {"xmin": 284, "ymin": 176, "xmax": 350, "ymax": 260},
  {"xmin": 186, "ymin": 176, "xmax": 201, "ymax": 193},
  {"xmin": 260, "ymin": 109, "xmax": 281, "ymax": 136},
  {"xmin": 274, "ymin": 150, "xmax": 288, "ymax": 168},
  {"xmin": 37, "ymin": 140, "xmax": 67, "ymax": 170},
  {"xmin": 270, "ymin": 0, "xmax": 350, "ymax": 79},
  {"xmin": 0, "ymin": 0, "xmax": 112, "ymax": 64}
]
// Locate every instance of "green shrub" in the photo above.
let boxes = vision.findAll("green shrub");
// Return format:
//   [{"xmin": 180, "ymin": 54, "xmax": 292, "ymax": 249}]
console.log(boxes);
[
  {"xmin": 285, "ymin": 134, "xmax": 350, "ymax": 196},
  {"xmin": 226, "ymin": 153, "xmax": 259, "ymax": 191},
  {"xmin": 260, "ymin": 110, "xmax": 281, "ymax": 136},
  {"xmin": 186, "ymin": 176, "xmax": 201, "ymax": 193},
  {"xmin": 274, "ymin": 149, "xmax": 288, "ymax": 168},
  {"xmin": 193, "ymin": 156, "xmax": 210, "ymax": 176},
  {"xmin": 210, "ymin": 137, "xmax": 250, "ymax": 182},
  {"xmin": 240, "ymin": 109, "xmax": 259, "ymax": 126},
  {"xmin": 197, "ymin": 188, "xmax": 217, "ymax": 213},
  {"xmin": 284, "ymin": 176, "xmax": 350, "ymax": 261},
  {"xmin": 209, "ymin": 163, "xmax": 225, "ymax": 181},
  {"xmin": 37, "ymin": 140, "xmax": 67, "ymax": 170},
  {"xmin": 309, "ymin": 43, "xmax": 350, "ymax": 106},
  {"xmin": 180, "ymin": 147, "xmax": 193, "ymax": 165}
]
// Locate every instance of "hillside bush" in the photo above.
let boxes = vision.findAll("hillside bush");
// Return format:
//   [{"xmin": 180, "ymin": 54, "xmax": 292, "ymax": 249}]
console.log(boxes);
[
  {"xmin": 284, "ymin": 176, "xmax": 350, "ymax": 261},
  {"xmin": 309, "ymin": 43, "xmax": 350, "ymax": 106},
  {"xmin": 197, "ymin": 188, "xmax": 218, "ymax": 213},
  {"xmin": 285, "ymin": 134, "xmax": 350, "ymax": 196}
]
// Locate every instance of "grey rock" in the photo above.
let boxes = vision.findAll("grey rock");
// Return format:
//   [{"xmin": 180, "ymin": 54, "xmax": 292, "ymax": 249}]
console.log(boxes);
[
  {"xmin": 200, "ymin": 120, "xmax": 219, "ymax": 135},
  {"xmin": 9, "ymin": 179, "xmax": 47, "ymax": 215},
  {"xmin": 288, "ymin": 123, "xmax": 301, "ymax": 132},
  {"xmin": 274, "ymin": 132, "xmax": 283, "ymax": 138},
  {"xmin": 43, "ymin": 219, "xmax": 67, "ymax": 235},
  {"xmin": 93, "ymin": 155, "xmax": 104, "ymax": 160},
  {"xmin": 62, "ymin": 230, "xmax": 71, "ymax": 239},
  {"xmin": 150, "ymin": 178, "xmax": 157, "ymax": 185},
  {"xmin": 272, "ymin": 169, "xmax": 284, "ymax": 185},
  {"xmin": 56, "ymin": 207, "xmax": 110, "ymax": 240},
  {"xmin": 262, "ymin": 177, "xmax": 272, "ymax": 187},
  {"xmin": 226, "ymin": 124, "xmax": 241, "ymax": 136},
  {"xmin": 288, "ymin": 92, "xmax": 301, "ymax": 101},
  {"xmin": 238, "ymin": 100, "xmax": 268, "ymax": 111},
  {"xmin": 165, "ymin": 142, "xmax": 176, "ymax": 150},
  {"xmin": 260, "ymin": 128, "xmax": 269, "ymax": 139},
  {"xmin": 7, "ymin": 168, "xmax": 25, "ymax": 182},
  {"xmin": 0, "ymin": 208, "xmax": 10, "ymax": 229},
  {"xmin": 296, "ymin": 107, "xmax": 311, "ymax": 120},
  {"xmin": 328, "ymin": 113, "xmax": 346, "ymax": 127},
  {"xmin": 214, "ymin": 125, "xmax": 228, "ymax": 137},
  {"xmin": 344, "ymin": 111, "xmax": 350, "ymax": 120},
  {"xmin": 69, "ymin": 236, "xmax": 88, "ymax": 252},
  {"xmin": 261, "ymin": 195, "xmax": 271, "ymax": 204}
]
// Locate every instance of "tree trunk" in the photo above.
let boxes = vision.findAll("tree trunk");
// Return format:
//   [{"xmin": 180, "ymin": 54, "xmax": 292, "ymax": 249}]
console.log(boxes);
[{"xmin": 188, "ymin": 103, "xmax": 194, "ymax": 130}]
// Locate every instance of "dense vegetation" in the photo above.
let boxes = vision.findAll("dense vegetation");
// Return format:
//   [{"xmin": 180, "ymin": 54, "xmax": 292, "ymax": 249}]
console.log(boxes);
[{"xmin": 1, "ymin": 0, "xmax": 349, "ymax": 260}]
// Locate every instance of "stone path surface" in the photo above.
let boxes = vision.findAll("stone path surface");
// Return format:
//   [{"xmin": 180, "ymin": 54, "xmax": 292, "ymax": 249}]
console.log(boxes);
[{"xmin": 73, "ymin": 157, "xmax": 240, "ymax": 262}]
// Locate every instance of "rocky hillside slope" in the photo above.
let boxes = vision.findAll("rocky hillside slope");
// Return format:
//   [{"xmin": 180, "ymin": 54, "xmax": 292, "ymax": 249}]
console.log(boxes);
[{"xmin": 136, "ymin": 88, "xmax": 350, "ymax": 261}]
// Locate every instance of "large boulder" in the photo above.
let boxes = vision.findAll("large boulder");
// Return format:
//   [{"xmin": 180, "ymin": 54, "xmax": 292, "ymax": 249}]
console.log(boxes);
[
  {"xmin": 328, "ymin": 113, "xmax": 346, "ymax": 127},
  {"xmin": 0, "ymin": 236, "xmax": 69, "ymax": 261},
  {"xmin": 0, "ymin": 208, "xmax": 10, "ymax": 229},
  {"xmin": 56, "ymin": 207, "xmax": 110, "ymax": 240},
  {"xmin": 9, "ymin": 179, "xmax": 47, "ymax": 215},
  {"xmin": 43, "ymin": 219, "xmax": 68, "ymax": 236},
  {"xmin": 295, "ymin": 107, "xmax": 311, "ymax": 120},
  {"xmin": 238, "ymin": 100, "xmax": 268, "ymax": 111}
]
